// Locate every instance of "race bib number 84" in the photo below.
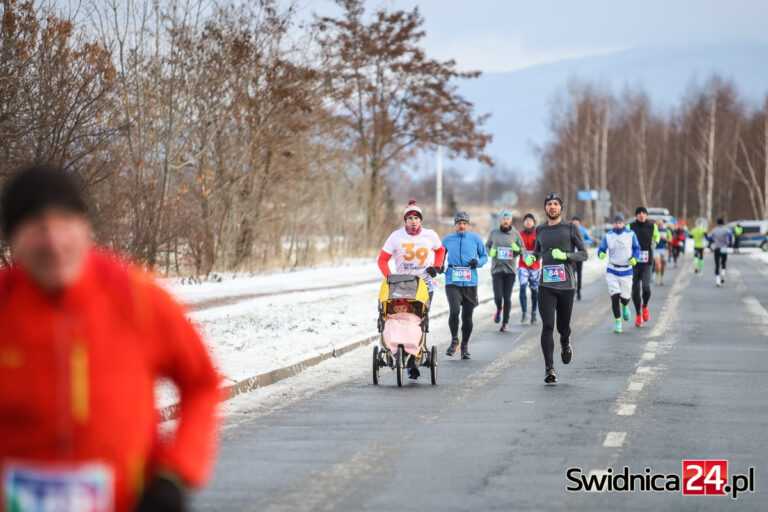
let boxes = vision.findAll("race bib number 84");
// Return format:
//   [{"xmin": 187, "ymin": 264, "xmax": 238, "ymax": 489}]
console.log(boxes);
[{"xmin": 542, "ymin": 264, "xmax": 566, "ymax": 283}]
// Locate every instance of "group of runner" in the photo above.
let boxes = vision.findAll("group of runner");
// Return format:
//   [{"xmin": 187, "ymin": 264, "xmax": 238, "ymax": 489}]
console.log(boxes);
[
  {"xmin": 378, "ymin": 194, "xmax": 746, "ymax": 384},
  {"xmin": 378, "ymin": 193, "xmax": 588, "ymax": 384}
]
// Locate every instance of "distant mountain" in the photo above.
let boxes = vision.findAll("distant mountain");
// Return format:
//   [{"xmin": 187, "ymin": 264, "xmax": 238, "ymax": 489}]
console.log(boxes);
[{"xmin": 454, "ymin": 41, "xmax": 768, "ymax": 181}]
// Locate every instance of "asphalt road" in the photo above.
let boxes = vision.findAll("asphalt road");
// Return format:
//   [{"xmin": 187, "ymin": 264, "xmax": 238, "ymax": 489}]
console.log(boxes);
[{"xmin": 192, "ymin": 253, "xmax": 768, "ymax": 511}]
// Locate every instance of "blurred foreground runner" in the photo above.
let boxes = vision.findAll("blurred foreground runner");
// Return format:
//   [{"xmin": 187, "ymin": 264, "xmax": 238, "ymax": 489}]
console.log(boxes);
[{"xmin": 0, "ymin": 164, "xmax": 220, "ymax": 512}]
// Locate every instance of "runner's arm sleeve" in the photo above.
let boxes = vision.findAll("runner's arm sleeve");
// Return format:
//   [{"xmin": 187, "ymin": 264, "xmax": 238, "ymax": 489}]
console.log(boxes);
[
  {"xmin": 597, "ymin": 234, "xmax": 608, "ymax": 257},
  {"xmin": 378, "ymin": 250, "xmax": 392, "ymax": 277},
  {"xmin": 567, "ymin": 224, "xmax": 588, "ymax": 262},
  {"xmin": 653, "ymin": 223, "xmax": 660, "ymax": 244},
  {"xmin": 582, "ymin": 227, "xmax": 593, "ymax": 247},
  {"xmin": 631, "ymin": 232, "xmax": 642, "ymax": 259},
  {"xmin": 476, "ymin": 237, "xmax": 489, "ymax": 267},
  {"xmin": 485, "ymin": 235, "xmax": 493, "ymax": 253},
  {"xmin": 433, "ymin": 246, "xmax": 446, "ymax": 268},
  {"xmin": 150, "ymin": 285, "xmax": 221, "ymax": 487}
]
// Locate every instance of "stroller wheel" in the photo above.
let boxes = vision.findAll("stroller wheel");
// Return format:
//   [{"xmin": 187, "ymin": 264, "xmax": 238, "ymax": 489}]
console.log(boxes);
[
  {"xmin": 372, "ymin": 346, "xmax": 380, "ymax": 385},
  {"xmin": 395, "ymin": 346, "xmax": 404, "ymax": 387},
  {"xmin": 430, "ymin": 346, "xmax": 437, "ymax": 385}
]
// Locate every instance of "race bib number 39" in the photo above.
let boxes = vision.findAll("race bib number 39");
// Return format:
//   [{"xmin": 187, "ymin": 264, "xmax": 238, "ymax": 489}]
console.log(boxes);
[
  {"xmin": 3, "ymin": 461, "xmax": 114, "ymax": 512},
  {"xmin": 452, "ymin": 268, "xmax": 472, "ymax": 282},
  {"xmin": 542, "ymin": 264, "xmax": 566, "ymax": 283},
  {"xmin": 638, "ymin": 251, "xmax": 649, "ymax": 263},
  {"xmin": 496, "ymin": 247, "xmax": 513, "ymax": 260}
]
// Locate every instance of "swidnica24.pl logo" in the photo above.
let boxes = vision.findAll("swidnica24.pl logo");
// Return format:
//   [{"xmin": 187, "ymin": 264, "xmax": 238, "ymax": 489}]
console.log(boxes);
[{"xmin": 566, "ymin": 460, "xmax": 755, "ymax": 499}]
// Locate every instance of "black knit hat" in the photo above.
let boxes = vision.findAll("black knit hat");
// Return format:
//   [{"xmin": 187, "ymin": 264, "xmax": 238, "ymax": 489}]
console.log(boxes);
[
  {"xmin": 523, "ymin": 213, "xmax": 536, "ymax": 223},
  {"xmin": 635, "ymin": 206, "xmax": 648, "ymax": 215},
  {"xmin": 544, "ymin": 192, "xmax": 564, "ymax": 207},
  {"xmin": 1, "ymin": 163, "xmax": 88, "ymax": 238}
]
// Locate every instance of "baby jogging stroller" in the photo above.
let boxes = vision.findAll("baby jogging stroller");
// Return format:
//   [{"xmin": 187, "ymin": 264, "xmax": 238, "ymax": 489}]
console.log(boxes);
[{"xmin": 374, "ymin": 274, "xmax": 437, "ymax": 387}]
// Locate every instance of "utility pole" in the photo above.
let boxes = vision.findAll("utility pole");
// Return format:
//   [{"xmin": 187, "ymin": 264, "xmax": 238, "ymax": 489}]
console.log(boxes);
[{"xmin": 436, "ymin": 144, "xmax": 443, "ymax": 219}]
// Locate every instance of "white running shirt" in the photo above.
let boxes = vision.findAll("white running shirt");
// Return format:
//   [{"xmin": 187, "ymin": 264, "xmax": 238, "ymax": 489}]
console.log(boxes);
[{"xmin": 382, "ymin": 227, "xmax": 442, "ymax": 288}]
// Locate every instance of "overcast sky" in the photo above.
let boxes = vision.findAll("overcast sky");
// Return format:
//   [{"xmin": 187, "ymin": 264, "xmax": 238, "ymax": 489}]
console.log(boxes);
[{"xmin": 299, "ymin": 0, "xmax": 768, "ymax": 73}]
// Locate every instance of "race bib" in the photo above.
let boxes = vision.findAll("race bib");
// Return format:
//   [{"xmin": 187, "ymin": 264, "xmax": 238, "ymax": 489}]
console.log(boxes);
[
  {"xmin": 496, "ymin": 247, "xmax": 513, "ymax": 260},
  {"xmin": 542, "ymin": 264, "xmax": 566, "ymax": 283},
  {"xmin": 451, "ymin": 267, "xmax": 472, "ymax": 282},
  {"xmin": 638, "ymin": 251, "xmax": 649, "ymax": 263},
  {"xmin": 3, "ymin": 461, "xmax": 113, "ymax": 512}
]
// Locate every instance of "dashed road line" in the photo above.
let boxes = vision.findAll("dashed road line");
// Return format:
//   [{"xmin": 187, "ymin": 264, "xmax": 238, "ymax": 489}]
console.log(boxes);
[
  {"xmin": 616, "ymin": 404, "xmax": 637, "ymax": 416},
  {"xmin": 603, "ymin": 432, "xmax": 627, "ymax": 447}
]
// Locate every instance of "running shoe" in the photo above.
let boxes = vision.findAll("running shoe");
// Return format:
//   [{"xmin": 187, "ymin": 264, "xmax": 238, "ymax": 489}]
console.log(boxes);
[
  {"xmin": 494, "ymin": 308, "xmax": 502, "ymax": 324},
  {"xmin": 500, "ymin": 323, "xmax": 509, "ymax": 332},
  {"xmin": 531, "ymin": 313, "xmax": 538, "ymax": 325},
  {"xmin": 446, "ymin": 337, "xmax": 460, "ymax": 357},
  {"xmin": 544, "ymin": 367, "xmax": 557, "ymax": 383},
  {"xmin": 521, "ymin": 313, "xmax": 528, "ymax": 323},
  {"xmin": 622, "ymin": 304, "xmax": 630, "ymax": 321},
  {"xmin": 716, "ymin": 276, "xmax": 721, "ymax": 287},
  {"xmin": 613, "ymin": 319, "xmax": 623, "ymax": 333},
  {"xmin": 635, "ymin": 315, "xmax": 643, "ymax": 328},
  {"xmin": 561, "ymin": 343, "xmax": 572, "ymax": 364},
  {"xmin": 642, "ymin": 306, "xmax": 650, "ymax": 322},
  {"xmin": 461, "ymin": 351, "xmax": 471, "ymax": 360}
]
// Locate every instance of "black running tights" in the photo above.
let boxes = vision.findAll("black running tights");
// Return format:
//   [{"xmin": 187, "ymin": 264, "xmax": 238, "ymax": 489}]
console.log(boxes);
[{"xmin": 537, "ymin": 286, "xmax": 574, "ymax": 369}]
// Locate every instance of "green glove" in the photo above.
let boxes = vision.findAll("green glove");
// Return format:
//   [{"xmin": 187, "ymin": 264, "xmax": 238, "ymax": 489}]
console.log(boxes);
[
  {"xmin": 598, "ymin": 251, "xmax": 607, "ymax": 260},
  {"xmin": 490, "ymin": 248, "xmax": 497, "ymax": 258},
  {"xmin": 525, "ymin": 254, "xmax": 536, "ymax": 266},
  {"xmin": 551, "ymin": 248, "xmax": 567, "ymax": 260},
  {"xmin": 511, "ymin": 242, "xmax": 520, "ymax": 252},
  {"xmin": 629, "ymin": 257, "xmax": 637, "ymax": 266}
]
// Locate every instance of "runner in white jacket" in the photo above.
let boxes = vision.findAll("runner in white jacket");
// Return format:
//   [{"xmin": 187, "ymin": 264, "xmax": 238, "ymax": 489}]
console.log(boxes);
[{"xmin": 597, "ymin": 212, "xmax": 641, "ymax": 334}]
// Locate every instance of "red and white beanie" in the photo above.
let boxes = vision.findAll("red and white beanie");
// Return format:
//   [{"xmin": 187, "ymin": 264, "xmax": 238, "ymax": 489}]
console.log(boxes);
[{"xmin": 403, "ymin": 200, "xmax": 423, "ymax": 221}]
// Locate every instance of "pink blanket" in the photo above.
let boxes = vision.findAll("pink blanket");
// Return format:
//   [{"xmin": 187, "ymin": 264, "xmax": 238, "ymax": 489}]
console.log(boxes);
[{"xmin": 383, "ymin": 312, "xmax": 423, "ymax": 356}]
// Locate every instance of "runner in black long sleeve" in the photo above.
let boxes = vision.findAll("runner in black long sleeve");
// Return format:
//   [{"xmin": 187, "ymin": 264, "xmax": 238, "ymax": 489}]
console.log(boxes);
[{"xmin": 524, "ymin": 192, "xmax": 588, "ymax": 384}]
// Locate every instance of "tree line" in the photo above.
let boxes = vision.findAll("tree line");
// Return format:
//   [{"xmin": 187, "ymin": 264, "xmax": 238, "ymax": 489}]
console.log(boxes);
[
  {"xmin": 539, "ymin": 77, "xmax": 768, "ymax": 226},
  {"xmin": 0, "ymin": 0, "xmax": 491, "ymax": 274}
]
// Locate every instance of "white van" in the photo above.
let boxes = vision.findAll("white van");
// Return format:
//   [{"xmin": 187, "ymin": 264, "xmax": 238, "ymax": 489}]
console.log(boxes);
[{"xmin": 727, "ymin": 220, "xmax": 768, "ymax": 251}]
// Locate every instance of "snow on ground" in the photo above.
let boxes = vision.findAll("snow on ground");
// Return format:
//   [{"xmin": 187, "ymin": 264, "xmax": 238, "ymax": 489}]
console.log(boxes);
[
  {"xmin": 166, "ymin": 258, "xmax": 381, "ymax": 306},
  {"xmin": 158, "ymin": 250, "xmax": 605, "ymax": 410},
  {"xmin": 748, "ymin": 248, "xmax": 768, "ymax": 265}
]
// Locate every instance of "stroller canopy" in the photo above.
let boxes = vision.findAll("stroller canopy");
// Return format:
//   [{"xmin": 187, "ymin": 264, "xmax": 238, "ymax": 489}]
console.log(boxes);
[{"xmin": 379, "ymin": 274, "xmax": 430, "ymax": 306}]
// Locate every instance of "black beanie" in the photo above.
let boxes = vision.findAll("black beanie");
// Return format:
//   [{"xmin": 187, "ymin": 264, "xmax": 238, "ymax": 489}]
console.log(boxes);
[
  {"xmin": 635, "ymin": 206, "xmax": 648, "ymax": 215},
  {"xmin": 1, "ymin": 163, "xmax": 88, "ymax": 239},
  {"xmin": 524, "ymin": 213, "xmax": 535, "ymax": 223}
]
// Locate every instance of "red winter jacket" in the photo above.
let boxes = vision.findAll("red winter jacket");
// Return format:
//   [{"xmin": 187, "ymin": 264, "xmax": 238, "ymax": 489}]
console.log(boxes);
[
  {"xmin": 0, "ymin": 250, "xmax": 221, "ymax": 511},
  {"xmin": 518, "ymin": 229, "xmax": 541, "ymax": 270}
]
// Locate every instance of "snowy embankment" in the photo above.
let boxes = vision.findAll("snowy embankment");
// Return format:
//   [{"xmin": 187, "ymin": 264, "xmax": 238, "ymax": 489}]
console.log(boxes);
[{"xmin": 158, "ymin": 250, "xmax": 605, "ymax": 411}]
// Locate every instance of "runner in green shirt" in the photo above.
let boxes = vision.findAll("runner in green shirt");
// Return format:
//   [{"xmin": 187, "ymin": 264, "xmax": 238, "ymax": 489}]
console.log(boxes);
[{"xmin": 689, "ymin": 224, "xmax": 708, "ymax": 275}]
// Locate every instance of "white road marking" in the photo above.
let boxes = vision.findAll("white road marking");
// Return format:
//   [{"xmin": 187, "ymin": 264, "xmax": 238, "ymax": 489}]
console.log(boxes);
[
  {"xmin": 603, "ymin": 432, "xmax": 626, "ymax": 447},
  {"xmin": 645, "ymin": 341, "xmax": 659, "ymax": 350},
  {"xmin": 635, "ymin": 366, "xmax": 652, "ymax": 374},
  {"xmin": 627, "ymin": 381, "xmax": 644, "ymax": 392},
  {"xmin": 641, "ymin": 352, "xmax": 656, "ymax": 361},
  {"xmin": 650, "ymin": 268, "xmax": 691, "ymax": 337},
  {"xmin": 616, "ymin": 404, "xmax": 637, "ymax": 416}
]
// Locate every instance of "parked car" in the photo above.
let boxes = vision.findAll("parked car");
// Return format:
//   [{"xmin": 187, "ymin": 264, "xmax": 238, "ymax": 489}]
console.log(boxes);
[{"xmin": 727, "ymin": 220, "xmax": 768, "ymax": 251}]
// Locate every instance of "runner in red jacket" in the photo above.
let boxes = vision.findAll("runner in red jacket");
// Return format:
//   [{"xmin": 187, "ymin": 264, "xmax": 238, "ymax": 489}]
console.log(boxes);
[{"xmin": 0, "ymin": 164, "xmax": 220, "ymax": 512}]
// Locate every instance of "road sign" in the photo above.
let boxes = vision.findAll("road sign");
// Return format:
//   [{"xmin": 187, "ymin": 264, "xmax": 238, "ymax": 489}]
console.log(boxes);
[
  {"xmin": 599, "ymin": 189, "xmax": 611, "ymax": 201},
  {"xmin": 494, "ymin": 190, "xmax": 518, "ymax": 210},
  {"xmin": 596, "ymin": 199, "xmax": 611, "ymax": 218},
  {"xmin": 577, "ymin": 190, "xmax": 599, "ymax": 201}
]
